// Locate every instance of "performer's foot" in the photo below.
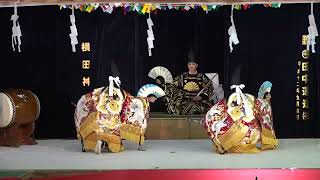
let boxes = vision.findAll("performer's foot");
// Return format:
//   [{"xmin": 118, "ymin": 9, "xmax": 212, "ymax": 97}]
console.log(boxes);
[
  {"xmin": 95, "ymin": 140, "xmax": 102, "ymax": 154},
  {"xmin": 81, "ymin": 138, "xmax": 86, "ymax": 152},
  {"xmin": 138, "ymin": 145, "xmax": 146, "ymax": 151},
  {"xmin": 82, "ymin": 146, "xmax": 86, "ymax": 152}
]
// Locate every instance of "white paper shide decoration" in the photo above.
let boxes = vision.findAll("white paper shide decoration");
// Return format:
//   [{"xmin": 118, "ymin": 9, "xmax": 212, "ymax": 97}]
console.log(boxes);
[
  {"xmin": 147, "ymin": 13, "xmax": 155, "ymax": 56},
  {"xmin": 228, "ymin": 5, "xmax": 239, "ymax": 53},
  {"xmin": 69, "ymin": 6, "xmax": 78, "ymax": 52},
  {"xmin": 11, "ymin": 4, "xmax": 22, "ymax": 52},
  {"xmin": 307, "ymin": 3, "xmax": 318, "ymax": 53}
]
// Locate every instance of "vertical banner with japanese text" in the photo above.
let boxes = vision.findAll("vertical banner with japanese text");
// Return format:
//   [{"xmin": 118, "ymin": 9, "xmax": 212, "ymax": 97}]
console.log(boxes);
[
  {"xmin": 81, "ymin": 42, "xmax": 91, "ymax": 87},
  {"xmin": 296, "ymin": 35, "xmax": 310, "ymax": 120}
]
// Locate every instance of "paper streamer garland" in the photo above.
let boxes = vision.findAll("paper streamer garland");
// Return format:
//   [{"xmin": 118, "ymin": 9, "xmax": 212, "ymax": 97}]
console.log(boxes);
[
  {"xmin": 60, "ymin": 3, "xmax": 222, "ymax": 14},
  {"xmin": 60, "ymin": 3, "xmax": 281, "ymax": 14}
]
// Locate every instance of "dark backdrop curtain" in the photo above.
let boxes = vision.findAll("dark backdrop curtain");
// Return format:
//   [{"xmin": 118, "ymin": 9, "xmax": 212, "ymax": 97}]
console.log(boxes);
[
  {"xmin": 224, "ymin": 4, "xmax": 320, "ymax": 138},
  {"xmin": 0, "ymin": 4, "xmax": 319, "ymax": 139}
]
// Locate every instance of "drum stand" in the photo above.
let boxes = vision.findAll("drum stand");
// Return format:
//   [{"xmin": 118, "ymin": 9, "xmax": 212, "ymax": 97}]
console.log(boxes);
[
  {"xmin": 0, "ymin": 122, "xmax": 37, "ymax": 147},
  {"xmin": 0, "ymin": 126, "xmax": 20, "ymax": 147}
]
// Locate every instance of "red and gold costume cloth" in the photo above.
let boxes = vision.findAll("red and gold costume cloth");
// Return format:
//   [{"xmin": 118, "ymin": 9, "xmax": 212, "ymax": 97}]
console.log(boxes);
[
  {"xmin": 203, "ymin": 83, "xmax": 277, "ymax": 154},
  {"xmin": 74, "ymin": 87, "xmax": 150, "ymax": 153}
]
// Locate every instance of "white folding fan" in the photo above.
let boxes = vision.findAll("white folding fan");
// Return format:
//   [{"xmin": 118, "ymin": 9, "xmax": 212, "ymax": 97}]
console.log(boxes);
[
  {"xmin": 148, "ymin": 66, "xmax": 173, "ymax": 83},
  {"xmin": 205, "ymin": 73, "xmax": 219, "ymax": 87},
  {"xmin": 137, "ymin": 84, "xmax": 165, "ymax": 98}
]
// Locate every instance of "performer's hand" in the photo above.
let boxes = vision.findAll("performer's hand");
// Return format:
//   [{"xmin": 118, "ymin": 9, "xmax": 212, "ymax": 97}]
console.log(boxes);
[
  {"xmin": 147, "ymin": 96, "xmax": 157, "ymax": 103},
  {"xmin": 192, "ymin": 96, "xmax": 202, "ymax": 101}
]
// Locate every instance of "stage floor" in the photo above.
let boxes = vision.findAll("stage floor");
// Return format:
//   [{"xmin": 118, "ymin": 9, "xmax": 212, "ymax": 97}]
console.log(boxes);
[{"xmin": 0, "ymin": 139, "xmax": 319, "ymax": 170}]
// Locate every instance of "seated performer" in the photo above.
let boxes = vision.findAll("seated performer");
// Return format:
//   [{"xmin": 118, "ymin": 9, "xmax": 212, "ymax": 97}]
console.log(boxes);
[
  {"xmin": 148, "ymin": 66, "xmax": 184, "ymax": 115},
  {"xmin": 172, "ymin": 49, "xmax": 214, "ymax": 115}
]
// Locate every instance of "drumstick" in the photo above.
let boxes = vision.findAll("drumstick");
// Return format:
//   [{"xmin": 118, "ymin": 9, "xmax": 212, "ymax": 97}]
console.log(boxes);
[{"xmin": 196, "ymin": 73, "xmax": 218, "ymax": 97}]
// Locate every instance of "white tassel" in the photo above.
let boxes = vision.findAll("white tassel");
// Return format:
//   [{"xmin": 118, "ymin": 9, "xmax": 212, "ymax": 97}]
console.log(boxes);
[
  {"xmin": 69, "ymin": 6, "xmax": 78, "ymax": 52},
  {"xmin": 108, "ymin": 76, "xmax": 121, "ymax": 97},
  {"xmin": 228, "ymin": 5, "xmax": 239, "ymax": 53},
  {"xmin": 230, "ymin": 84, "xmax": 251, "ymax": 116},
  {"xmin": 11, "ymin": 3, "xmax": 22, "ymax": 52}
]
